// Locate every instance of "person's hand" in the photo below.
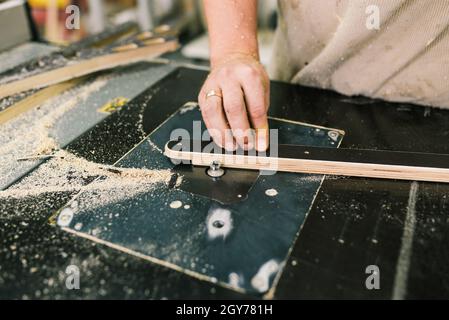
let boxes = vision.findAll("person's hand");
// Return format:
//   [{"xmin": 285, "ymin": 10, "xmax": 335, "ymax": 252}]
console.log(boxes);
[{"xmin": 198, "ymin": 53, "xmax": 270, "ymax": 151}]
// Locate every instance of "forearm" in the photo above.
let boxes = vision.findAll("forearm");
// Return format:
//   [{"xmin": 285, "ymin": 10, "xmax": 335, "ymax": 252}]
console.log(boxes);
[
  {"xmin": 203, "ymin": 0, "xmax": 259, "ymax": 67},
  {"xmin": 200, "ymin": 1, "xmax": 269, "ymax": 151}
]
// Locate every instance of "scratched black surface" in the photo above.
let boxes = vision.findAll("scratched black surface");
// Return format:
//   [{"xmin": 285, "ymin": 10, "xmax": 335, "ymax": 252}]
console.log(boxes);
[
  {"xmin": 55, "ymin": 107, "xmax": 342, "ymax": 295},
  {"xmin": 1, "ymin": 67, "xmax": 449, "ymax": 299}
]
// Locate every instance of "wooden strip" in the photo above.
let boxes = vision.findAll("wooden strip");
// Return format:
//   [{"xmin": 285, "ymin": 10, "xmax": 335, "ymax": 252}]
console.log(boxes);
[
  {"xmin": 0, "ymin": 78, "xmax": 83, "ymax": 125},
  {"xmin": 0, "ymin": 40, "xmax": 178, "ymax": 100},
  {"xmin": 164, "ymin": 140, "xmax": 449, "ymax": 184},
  {"xmin": 87, "ymin": 24, "xmax": 139, "ymax": 49}
]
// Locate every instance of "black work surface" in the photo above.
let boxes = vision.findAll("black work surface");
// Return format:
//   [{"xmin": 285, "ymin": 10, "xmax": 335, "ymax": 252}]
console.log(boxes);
[{"xmin": 1, "ymin": 67, "xmax": 449, "ymax": 299}]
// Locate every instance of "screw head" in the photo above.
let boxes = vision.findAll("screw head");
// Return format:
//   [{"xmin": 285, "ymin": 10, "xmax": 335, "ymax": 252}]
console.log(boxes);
[
  {"xmin": 207, "ymin": 160, "xmax": 225, "ymax": 178},
  {"xmin": 328, "ymin": 131, "xmax": 339, "ymax": 142}
]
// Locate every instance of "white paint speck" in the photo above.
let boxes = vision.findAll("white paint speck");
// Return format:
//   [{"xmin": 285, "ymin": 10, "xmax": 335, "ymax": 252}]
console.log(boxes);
[
  {"xmin": 74, "ymin": 223, "xmax": 83, "ymax": 230},
  {"xmin": 265, "ymin": 189, "xmax": 278, "ymax": 197},
  {"xmin": 228, "ymin": 272, "xmax": 242, "ymax": 287},
  {"xmin": 57, "ymin": 207, "xmax": 74, "ymax": 227},
  {"xmin": 180, "ymin": 102, "xmax": 199, "ymax": 114},
  {"xmin": 184, "ymin": 205, "xmax": 190, "ymax": 209},
  {"xmin": 207, "ymin": 208, "xmax": 233, "ymax": 240},
  {"xmin": 169, "ymin": 200, "xmax": 182, "ymax": 209},
  {"xmin": 251, "ymin": 259, "xmax": 280, "ymax": 293}
]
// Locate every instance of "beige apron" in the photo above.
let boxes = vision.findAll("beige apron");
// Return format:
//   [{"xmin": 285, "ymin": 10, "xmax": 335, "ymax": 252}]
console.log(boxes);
[{"xmin": 269, "ymin": 0, "xmax": 449, "ymax": 108}]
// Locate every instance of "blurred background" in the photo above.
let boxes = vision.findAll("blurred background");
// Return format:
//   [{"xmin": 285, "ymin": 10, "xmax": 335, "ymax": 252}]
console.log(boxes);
[{"xmin": 22, "ymin": 0, "xmax": 278, "ymax": 65}]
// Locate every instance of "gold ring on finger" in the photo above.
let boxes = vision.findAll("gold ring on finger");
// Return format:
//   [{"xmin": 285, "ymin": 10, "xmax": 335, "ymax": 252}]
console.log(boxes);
[{"xmin": 206, "ymin": 90, "xmax": 223, "ymax": 99}]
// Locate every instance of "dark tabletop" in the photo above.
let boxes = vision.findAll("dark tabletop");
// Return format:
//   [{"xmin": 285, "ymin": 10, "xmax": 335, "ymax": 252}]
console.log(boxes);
[{"xmin": 1, "ymin": 67, "xmax": 449, "ymax": 299}]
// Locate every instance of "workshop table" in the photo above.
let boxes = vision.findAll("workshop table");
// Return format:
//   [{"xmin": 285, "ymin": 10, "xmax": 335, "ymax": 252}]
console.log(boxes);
[{"xmin": 1, "ymin": 66, "xmax": 449, "ymax": 299}]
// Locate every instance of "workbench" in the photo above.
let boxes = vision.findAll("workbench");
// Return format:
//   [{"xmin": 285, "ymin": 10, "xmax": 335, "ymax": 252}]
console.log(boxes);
[{"xmin": 1, "ymin": 66, "xmax": 449, "ymax": 299}]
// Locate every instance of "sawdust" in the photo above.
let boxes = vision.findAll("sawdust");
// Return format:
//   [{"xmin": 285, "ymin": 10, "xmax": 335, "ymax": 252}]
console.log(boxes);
[
  {"xmin": 0, "ymin": 90, "xmax": 37, "ymax": 112},
  {"xmin": 0, "ymin": 74, "xmax": 180, "ymax": 211},
  {"xmin": 0, "ymin": 54, "xmax": 68, "ymax": 86},
  {"xmin": 0, "ymin": 149, "xmax": 173, "ymax": 210},
  {"xmin": 34, "ymin": 78, "xmax": 109, "ymax": 155},
  {"xmin": 179, "ymin": 101, "xmax": 199, "ymax": 114},
  {"xmin": 0, "ymin": 76, "xmax": 109, "ymax": 188},
  {"xmin": 147, "ymin": 137, "xmax": 163, "ymax": 153}
]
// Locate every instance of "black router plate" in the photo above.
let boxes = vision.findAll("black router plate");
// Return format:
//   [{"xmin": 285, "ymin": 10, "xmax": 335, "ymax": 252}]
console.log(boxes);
[{"xmin": 55, "ymin": 107, "xmax": 343, "ymax": 295}]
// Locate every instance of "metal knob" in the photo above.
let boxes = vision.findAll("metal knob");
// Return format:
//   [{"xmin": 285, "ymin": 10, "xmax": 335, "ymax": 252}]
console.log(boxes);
[{"xmin": 207, "ymin": 160, "xmax": 225, "ymax": 178}]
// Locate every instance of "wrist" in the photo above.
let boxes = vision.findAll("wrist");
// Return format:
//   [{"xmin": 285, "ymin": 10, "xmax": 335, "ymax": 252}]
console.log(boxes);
[{"xmin": 211, "ymin": 51, "xmax": 260, "ymax": 69}]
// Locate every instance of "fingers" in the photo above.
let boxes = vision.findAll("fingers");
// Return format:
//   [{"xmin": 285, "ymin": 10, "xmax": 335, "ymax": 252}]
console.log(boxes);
[
  {"xmin": 198, "ymin": 59, "xmax": 270, "ymax": 152},
  {"xmin": 199, "ymin": 87, "xmax": 236, "ymax": 151},
  {"xmin": 221, "ymin": 83, "xmax": 254, "ymax": 150},
  {"xmin": 241, "ymin": 76, "xmax": 269, "ymax": 151}
]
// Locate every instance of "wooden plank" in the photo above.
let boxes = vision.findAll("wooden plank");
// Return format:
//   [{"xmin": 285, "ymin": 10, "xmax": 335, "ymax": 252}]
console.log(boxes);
[
  {"xmin": 0, "ymin": 78, "xmax": 83, "ymax": 125},
  {"xmin": 0, "ymin": 40, "xmax": 178, "ymax": 100},
  {"xmin": 164, "ymin": 140, "xmax": 449, "ymax": 184}
]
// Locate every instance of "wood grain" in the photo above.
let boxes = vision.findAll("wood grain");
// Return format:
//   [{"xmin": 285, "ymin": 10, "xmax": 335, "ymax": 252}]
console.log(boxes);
[
  {"xmin": 0, "ymin": 78, "xmax": 83, "ymax": 125},
  {"xmin": 164, "ymin": 141, "xmax": 449, "ymax": 184}
]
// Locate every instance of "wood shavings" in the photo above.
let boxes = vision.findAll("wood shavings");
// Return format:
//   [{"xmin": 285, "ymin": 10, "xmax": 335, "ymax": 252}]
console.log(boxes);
[
  {"xmin": 33, "ymin": 77, "xmax": 109, "ymax": 155},
  {"xmin": 0, "ymin": 76, "xmax": 109, "ymax": 188},
  {"xmin": 0, "ymin": 150, "xmax": 173, "ymax": 210}
]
